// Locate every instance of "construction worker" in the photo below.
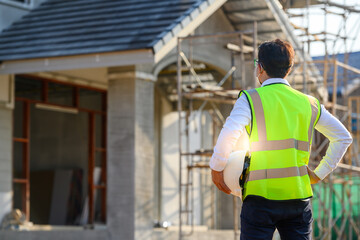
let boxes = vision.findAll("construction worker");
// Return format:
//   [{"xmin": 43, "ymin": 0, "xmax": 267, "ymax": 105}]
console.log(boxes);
[{"xmin": 210, "ymin": 39, "xmax": 352, "ymax": 240}]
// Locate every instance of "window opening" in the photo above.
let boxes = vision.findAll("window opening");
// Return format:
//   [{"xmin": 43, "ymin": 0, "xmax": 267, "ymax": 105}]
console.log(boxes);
[{"xmin": 13, "ymin": 75, "xmax": 107, "ymax": 226}]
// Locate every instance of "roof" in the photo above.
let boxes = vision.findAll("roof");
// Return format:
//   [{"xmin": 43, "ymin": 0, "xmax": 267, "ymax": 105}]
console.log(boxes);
[{"xmin": 0, "ymin": 0, "xmax": 208, "ymax": 61}]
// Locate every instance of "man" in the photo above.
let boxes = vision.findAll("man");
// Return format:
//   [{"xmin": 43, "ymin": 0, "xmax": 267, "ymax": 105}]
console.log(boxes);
[{"xmin": 210, "ymin": 39, "xmax": 352, "ymax": 240}]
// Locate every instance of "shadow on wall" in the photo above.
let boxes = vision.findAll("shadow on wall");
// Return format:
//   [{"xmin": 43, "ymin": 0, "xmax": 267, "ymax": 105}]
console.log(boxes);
[
  {"xmin": 161, "ymin": 112, "xmax": 181, "ymax": 225},
  {"xmin": 161, "ymin": 110, "xmax": 217, "ymax": 226}
]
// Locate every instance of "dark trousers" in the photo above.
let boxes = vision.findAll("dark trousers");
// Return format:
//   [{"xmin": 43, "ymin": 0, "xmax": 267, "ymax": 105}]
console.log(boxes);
[{"xmin": 240, "ymin": 196, "xmax": 313, "ymax": 240}]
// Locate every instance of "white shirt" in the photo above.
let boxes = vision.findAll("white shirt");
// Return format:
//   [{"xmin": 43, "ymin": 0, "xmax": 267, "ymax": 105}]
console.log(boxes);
[{"xmin": 210, "ymin": 78, "xmax": 353, "ymax": 180}]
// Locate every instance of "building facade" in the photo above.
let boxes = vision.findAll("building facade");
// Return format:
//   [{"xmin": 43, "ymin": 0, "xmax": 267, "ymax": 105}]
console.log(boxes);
[{"xmin": 0, "ymin": 0, "xmax": 314, "ymax": 239}]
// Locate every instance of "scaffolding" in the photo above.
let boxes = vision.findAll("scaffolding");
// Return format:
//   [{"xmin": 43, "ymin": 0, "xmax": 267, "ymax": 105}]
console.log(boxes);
[
  {"xmin": 175, "ymin": 1, "xmax": 360, "ymax": 240},
  {"xmin": 176, "ymin": 27, "xmax": 257, "ymax": 239},
  {"xmin": 283, "ymin": 1, "xmax": 360, "ymax": 239},
  {"xmin": 307, "ymin": 59, "xmax": 360, "ymax": 239}
]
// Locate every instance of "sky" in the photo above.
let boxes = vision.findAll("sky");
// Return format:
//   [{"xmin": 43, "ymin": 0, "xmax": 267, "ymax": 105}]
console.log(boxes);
[{"xmin": 287, "ymin": 0, "xmax": 360, "ymax": 56}]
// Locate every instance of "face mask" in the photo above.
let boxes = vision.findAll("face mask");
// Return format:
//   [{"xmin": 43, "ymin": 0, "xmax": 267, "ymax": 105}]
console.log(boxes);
[{"xmin": 254, "ymin": 65, "xmax": 261, "ymax": 85}]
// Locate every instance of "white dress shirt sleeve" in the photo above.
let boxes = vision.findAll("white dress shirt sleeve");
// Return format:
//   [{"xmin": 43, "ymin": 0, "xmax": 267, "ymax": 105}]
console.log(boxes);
[
  {"xmin": 313, "ymin": 105, "xmax": 353, "ymax": 179},
  {"xmin": 210, "ymin": 94, "xmax": 251, "ymax": 171}
]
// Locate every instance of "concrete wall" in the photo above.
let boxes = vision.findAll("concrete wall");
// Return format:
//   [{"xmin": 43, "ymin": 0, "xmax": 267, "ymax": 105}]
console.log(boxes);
[
  {"xmin": 134, "ymin": 73, "xmax": 155, "ymax": 240},
  {"xmin": 159, "ymin": 99, "xmax": 178, "ymax": 225},
  {"xmin": 107, "ymin": 66, "xmax": 155, "ymax": 240},
  {"xmin": 157, "ymin": 99, "xmax": 247, "ymax": 230},
  {"xmin": 160, "ymin": 104, "xmax": 216, "ymax": 227},
  {"xmin": 0, "ymin": 106, "xmax": 13, "ymax": 224}
]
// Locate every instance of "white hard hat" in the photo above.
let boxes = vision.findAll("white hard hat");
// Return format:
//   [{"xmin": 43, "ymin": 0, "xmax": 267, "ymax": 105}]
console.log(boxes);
[{"xmin": 223, "ymin": 150, "xmax": 246, "ymax": 198}]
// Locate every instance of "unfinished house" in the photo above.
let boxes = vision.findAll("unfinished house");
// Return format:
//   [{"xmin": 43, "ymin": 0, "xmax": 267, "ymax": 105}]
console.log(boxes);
[{"xmin": 0, "ymin": 0, "xmax": 359, "ymax": 239}]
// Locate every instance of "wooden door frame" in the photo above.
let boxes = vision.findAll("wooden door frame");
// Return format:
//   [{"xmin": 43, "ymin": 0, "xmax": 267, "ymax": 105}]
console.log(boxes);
[{"xmin": 13, "ymin": 74, "xmax": 107, "ymax": 224}]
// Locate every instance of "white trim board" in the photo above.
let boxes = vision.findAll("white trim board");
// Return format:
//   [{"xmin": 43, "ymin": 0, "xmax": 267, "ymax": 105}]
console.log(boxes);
[{"xmin": 0, "ymin": 49, "xmax": 154, "ymax": 74}]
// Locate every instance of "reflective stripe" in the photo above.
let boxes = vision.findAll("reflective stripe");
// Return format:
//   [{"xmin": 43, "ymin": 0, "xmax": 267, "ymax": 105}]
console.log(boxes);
[
  {"xmin": 248, "ymin": 165, "xmax": 308, "ymax": 181},
  {"xmin": 246, "ymin": 89, "xmax": 318, "ymax": 152},
  {"xmin": 247, "ymin": 89, "xmax": 266, "ymax": 141},
  {"xmin": 307, "ymin": 96, "xmax": 319, "ymax": 144},
  {"xmin": 250, "ymin": 139, "xmax": 309, "ymax": 152}
]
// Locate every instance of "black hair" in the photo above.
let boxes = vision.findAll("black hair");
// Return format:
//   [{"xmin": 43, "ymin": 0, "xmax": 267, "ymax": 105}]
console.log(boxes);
[{"xmin": 258, "ymin": 39, "xmax": 295, "ymax": 78}]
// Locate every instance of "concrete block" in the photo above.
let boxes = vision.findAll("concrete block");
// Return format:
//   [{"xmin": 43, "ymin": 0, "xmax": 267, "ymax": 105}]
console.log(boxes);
[
  {"xmin": 106, "ymin": 67, "xmax": 154, "ymax": 240},
  {"xmin": 0, "ymin": 191, "xmax": 11, "ymax": 223},
  {"xmin": 134, "ymin": 78, "xmax": 155, "ymax": 240},
  {"xmin": 0, "ymin": 106, "xmax": 12, "ymax": 221},
  {"xmin": 107, "ymin": 71, "xmax": 136, "ymax": 240}
]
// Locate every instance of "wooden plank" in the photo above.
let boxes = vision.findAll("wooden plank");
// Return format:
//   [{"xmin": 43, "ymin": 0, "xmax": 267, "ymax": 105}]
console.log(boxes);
[
  {"xmin": 336, "ymin": 61, "xmax": 360, "ymax": 75},
  {"xmin": 13, "ymin": 178, "xmax": 28, "ymax": 184},
  {"xmin": 178, "ymin": 30, "xmax": 253, "ymax": 40},
  {"xmin": 183, "ymin": 95, "xmax": 236, "ymax": 105},
  {"xmin": 323, "ymin": 59, "xmax": 328, "ymax": 89},
  {"xmin": 181, "ymin": 152, "xmax": 212, "ymax": 157},
  {"xmin": 187, "ymin": 164, "xmax": 209, "ymax": 169},
  {"xmin": 318, "ymin": 0, "xmax": 360, "ymax": 13},
  {"xmin": 337, "ymin": 163, "xmax": 360, "ymax": 172},
  {"xmin": 13, "ymin": 138, "xmax": 29, "ymax": 143}
]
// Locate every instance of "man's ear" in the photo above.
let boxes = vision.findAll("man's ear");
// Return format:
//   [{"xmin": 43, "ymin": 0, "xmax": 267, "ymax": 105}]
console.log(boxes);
[{"xmin": 259, "ymin": 65, "xmax": 264, "ymax": 74}]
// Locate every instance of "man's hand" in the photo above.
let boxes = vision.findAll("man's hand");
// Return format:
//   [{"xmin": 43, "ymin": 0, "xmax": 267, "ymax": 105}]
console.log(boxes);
[
  {"xmin": 307, "ymin": 166, "xmax": 321, "ymax": 184},
  {"xmin": 211, "ymin": 169, "xmax": 231, "ymax": 194}
]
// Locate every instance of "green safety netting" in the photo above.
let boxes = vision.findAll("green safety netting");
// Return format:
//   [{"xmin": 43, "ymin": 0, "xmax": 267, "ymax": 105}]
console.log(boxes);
[{"xmin": 311, "ymin": 176, "xmax": 360, "ymax": 239}]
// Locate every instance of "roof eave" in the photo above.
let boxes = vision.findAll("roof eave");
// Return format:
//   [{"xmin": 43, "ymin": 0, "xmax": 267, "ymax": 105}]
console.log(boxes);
[{"xmin": 0, "ymin": 48, "xmax": 154, "ymax": 74}]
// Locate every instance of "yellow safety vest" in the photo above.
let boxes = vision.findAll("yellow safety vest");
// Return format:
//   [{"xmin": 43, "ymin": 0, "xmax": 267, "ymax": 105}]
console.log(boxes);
[{"xmin": 240, "ymin": 83, "xmax": 321, "ymax": 200}]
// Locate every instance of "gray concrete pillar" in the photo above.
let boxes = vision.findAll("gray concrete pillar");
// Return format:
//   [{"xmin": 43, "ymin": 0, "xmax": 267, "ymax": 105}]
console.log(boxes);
[
  {"xmin": 0, "ymin": 75, "xmax": 14, "ymax": 223},
  {"xmin": 0, "ymin": 107, "xmax": 13, "ymax": 223},
  {"xmin": 107, "ymin": 66, "xmax": 155, "ymax": 240}
]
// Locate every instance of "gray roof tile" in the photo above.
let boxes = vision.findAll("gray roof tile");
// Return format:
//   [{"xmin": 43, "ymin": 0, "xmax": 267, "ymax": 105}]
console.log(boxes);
[{"xmin": 0, "ymin": 0, "xmax": 206, "ymax": 61}]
